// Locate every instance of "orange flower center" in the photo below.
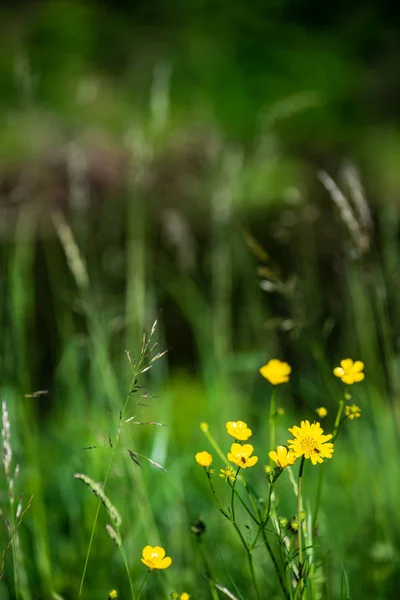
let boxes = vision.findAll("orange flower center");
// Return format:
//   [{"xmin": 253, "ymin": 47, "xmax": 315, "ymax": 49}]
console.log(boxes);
[{"xmin": 300, "ymin": 437, "xmax": 319, "ymax": 454}]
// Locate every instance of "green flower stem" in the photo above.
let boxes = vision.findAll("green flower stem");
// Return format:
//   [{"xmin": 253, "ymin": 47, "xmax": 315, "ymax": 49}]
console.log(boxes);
[
  {"xmin": 269, "ymin": 388, "xmax": 277, "ymax": 464},
  {"xmin": 261, "ymin": 527, "xmax": 290, "ymax": 600},
  {"xmin": 231, "ymin": 468, "xmax": 239, "ymax": 522},
  {"xmin": 312, "ymin": 463, "xmax": 325, "ymax": 531},
  {"xmin": 241, "ymin": 473, "xmax": 262, "ymax": 522},
  {"xmin": 230, "ymin": 519, "xmax": 261, "ymax": 600},
  {"xmin": 297, "ymin": 457, "xmax": 306, "ymax": 595},
  {"xmin": 210, "ymin": 467, "xmax": 260, "ymax": 599},
  {"xmin": 231, "ymin": 486, "xmax": 259, "ymax": 525},
  {"xmin": 137, "ymin": 570, "xmax": 150, "ymax": 600},
  {"xmin": 206, "ymin": 471, "xmax": 230, "ymax": 519}
]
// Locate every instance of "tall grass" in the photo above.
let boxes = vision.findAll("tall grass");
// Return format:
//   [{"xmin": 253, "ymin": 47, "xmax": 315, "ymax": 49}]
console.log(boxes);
[{"xmin": 1, "ymin": 113, "xmax": 400, "ymax": 599}]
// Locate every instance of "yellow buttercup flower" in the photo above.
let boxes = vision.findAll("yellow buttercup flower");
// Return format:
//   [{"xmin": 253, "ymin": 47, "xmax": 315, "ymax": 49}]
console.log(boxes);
[
  {"xmin": 220, "ymin": 466, "xmax": 237, "ymax": 482},
  {"xmin": 345, "ymin": 404, "xmax": 361, "ymax": 419},
  {"xmin": 316, "ymin": 407, "xmax": 327, "ymax": 418},
  {"xmin": 141, "ymin": 545, "xmax": 172, "ymax": 570},
  {"xmin": 226, "ymin": 420, "xmax": 252, "ymax": 440},
  {"xmin": 181, "ymin": 594, "xmax": 190, "ymax": 600},
  {"xmin": 108, "ymin": 591, "xmax": 118, "ymax": 600},
  {"xmin": 288, "ymin": 420, "xmax": 334, "ymax": 465},
  {"xmin": 269, "ymin": 445, "xmax": 297, "ymax": 468},
  {"xmin": 259, "ymin": 359, "xmax": 291, "ymax": 385},
  {"xmin": 227, "ymin": 443, "xmax": 258, "ymax": 469},
  {"xmin": 195, "ymin": 451, "xmax": 213, "ymax": 467},
  {"xmin": 333, "ymin": 359, "xmax": 365, "ymax": 385}
]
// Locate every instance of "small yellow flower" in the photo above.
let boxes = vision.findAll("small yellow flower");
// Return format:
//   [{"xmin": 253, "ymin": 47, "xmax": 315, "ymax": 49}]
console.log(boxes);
[
  {"xmin": 220, "ymin": 466, "xmax": 237, "ymax": 482},
  {"xmin": 181, "ymin": 594, "xmax": 190, "ymax": 600},
  {"xmin": 333, "ymin": 359, "xmax": 365, "ymax": 385},
  {"xmin": 108, "ymin": 591, "xmax": 118, "ymax": 600},
  {"xmin": 226, "ymin": 420, "xmax": 252, "ymax": 441},
  {"xmin": 200, "ymin": 422, "xmax": 209, "ymax": 432},
  {"xmin": 141, "ymin": 545, "xmax": 172, "ymax": 570},
  {"xmin": 259, "ymin": 359, "xmax": 291, "ymax": 385},
  {"xmin": 288, "ymin": 420, "xmax": 334, "ymax": 465},
  {"xmin": 345, "ymin": 404, "xmax": 361, "ymax": 419},
  {"xmin": 227, "ymin": 443, "xmax": 258, "ymax": 469},
  {"xmin": 269, "ymin": 445, "xmax": 297, "ymax": 468},
  {"xmin": 264, "ymin": 465, "xmax": 273, "ymax": 474},
  {"xmin": 195, "ymin": 451, "xmax": 213, "ymax": 467},
  {"xmin": 316, "ymin": 407, "xmax": 327, "ymax": 418},
  {"xmin": 277, "ymin": 407, "xmax": 285, "ymax": 416}
]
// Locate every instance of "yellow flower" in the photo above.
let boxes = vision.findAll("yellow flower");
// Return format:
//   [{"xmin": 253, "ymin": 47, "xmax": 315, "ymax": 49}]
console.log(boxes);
[
  {"xmin": 108, "ymin": 591, "xmax": 118, "ymax": 600},
  {"xmin": 226, "ymin": 420, "xmax": 252, "ymax": 441},
  {"xmin": 181, "ymin": 594, "xmax": 190, "ymax": 600},
  {"xmin": 345, "ymin": 404, "xmax": 361, "ymax": 419},
  {"xmin": 195, "ymin": 451, "xmax": 213, "ymax": 467},
  {"xmin": 141, "ymin": 546, "xmax": 172, "ymax": 570},
  {"xmin": 227, "ymin": 443, "xmax": 258, "ymax": 469},
  {"xmin": 333, "ymin": 359, "xmax": 365, "ymax": 385},
  {"xmin": 200, "ymin": 422, "xmax": 209, "ymax": 432},
  {"xmin": 269, "ymin": 445, "xmax": 297, "ymax": 468},
  {"xmin": 316, "ymin": 407, "xmax": 327, "ymax": 418},
  {"xmin": 259, "ymin": 359, "xmax": 291, "ymax": 385},
  {"xmin": 220, "ymin": 466, "xmax": 237, "ymax": 482},
  {"xmin": 288, "ymin": 420, "xmax": 334, "ymax": 465}
]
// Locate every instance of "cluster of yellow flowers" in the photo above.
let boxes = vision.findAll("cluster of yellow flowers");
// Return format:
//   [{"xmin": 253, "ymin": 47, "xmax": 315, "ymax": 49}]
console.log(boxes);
[{"xmin": 196, "ymin": 357, "xmax": 364, "ymax": 473}]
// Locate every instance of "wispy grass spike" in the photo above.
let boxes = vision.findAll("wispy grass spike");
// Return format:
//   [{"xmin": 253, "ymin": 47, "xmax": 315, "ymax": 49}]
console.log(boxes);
[
  {"xmin": 105, "ymin": 524, "xmax": 121, "ymax": 548},
  {"xmin": 73, "ymin": 474, "xmax": 122, "ymax": 527}
]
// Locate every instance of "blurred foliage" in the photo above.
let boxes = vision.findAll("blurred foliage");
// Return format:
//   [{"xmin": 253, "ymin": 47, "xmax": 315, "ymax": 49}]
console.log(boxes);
[{"xmin": 1, "ymin": 1, "xmax": 400, "ymax": 599}]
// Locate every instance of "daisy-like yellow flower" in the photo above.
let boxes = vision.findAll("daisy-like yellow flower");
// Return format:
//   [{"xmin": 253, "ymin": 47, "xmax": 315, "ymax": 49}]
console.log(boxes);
[
  {"xmin": 287, "ymin": 420, "xmax": 334, "ymax": 465},
  {"xmin": 316, "ymin": 407, "xmax": 327, "ymax": 418},
  {"xmin": 195, "ymin": 451, "xmax": 213, "ymax": 467},
  {"xmin": 333, "ymin": 359, "xmax": 365, "ymax": 385},
  {"xmin": 108, "ymin": 591, "xmax": 118, "ymax": 600},
  {"xmin": 141, "ymin": 546, "xmax": 172, "ymax": 570},
  {"xmin": 345, "ymin": 404, "xmax": 361, "ymax": 419},
  {"xmin": 259, "ymin": 359, "xmax": 291, "ymax": 385},
  {"xmin": 181, "ymin": 594, "xmax": 190, "ymax": 600},
  {"xmin": 269, "ymin": 445, "xmax": 297, "ymax": 468},
  {"xmin": 227, "ymin": 443, "xmax": 258, "ymax": 469},
  {"xmin": 226, "ymin": 420, "xmax": 252, "ymax": 441},
  {"xmin": 220, "ymin": 465, "xmax": 237, "ymax": 482}
]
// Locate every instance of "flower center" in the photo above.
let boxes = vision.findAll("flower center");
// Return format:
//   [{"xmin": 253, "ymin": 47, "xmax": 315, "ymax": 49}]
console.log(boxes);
[
  {"xmin": 300, "ymin": 436, "xmax": 319, "ymax": 454},
  {"xmin": 240, "ymin": 456, "xmax": 247, "ymax": 464}
]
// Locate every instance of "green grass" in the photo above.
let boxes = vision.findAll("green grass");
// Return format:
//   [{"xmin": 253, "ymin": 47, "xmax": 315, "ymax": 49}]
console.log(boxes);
[{"xmin": 1, "ymin": 108, "xmax": 400, "ymax": 600}]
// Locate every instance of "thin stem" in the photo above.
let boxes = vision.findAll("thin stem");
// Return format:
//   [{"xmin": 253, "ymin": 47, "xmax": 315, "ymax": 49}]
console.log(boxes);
[
  {"xmin": 269, "ymin": 388, "xmax": 276, "ymax": 464},
  {"xmin": 261, "ymin": 528, "xmax": 290, "ymax": 600},
  {"xmin": 79, "ymin": 371, "xmax": 138, "ymax": 597},
  {"xmin": 231, "ymin": 468, "xmax": 240, "ymax": 521},
  {"xmin": 137, "ymin": 570, "xmax": 150, "ymax": 600},
  {"xmin": 312, "ymin": 463, "xmax": 325, "ymax": 531},
  {"xmin": 231, "ymin": 521, "xmax": 261, "ymax": 600},
  {"xmin": 297, "ymin": 457, "xmax": 306, "ymax": 595},
  {"xmin": 119, "ymin": 543, "xmax": 136, "ymax": 600}
]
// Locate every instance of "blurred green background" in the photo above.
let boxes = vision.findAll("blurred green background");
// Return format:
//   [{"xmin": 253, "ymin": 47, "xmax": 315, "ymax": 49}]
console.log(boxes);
[{"xmin": 1, "ymin": 1, "xmax": 400, "ymax": 599}]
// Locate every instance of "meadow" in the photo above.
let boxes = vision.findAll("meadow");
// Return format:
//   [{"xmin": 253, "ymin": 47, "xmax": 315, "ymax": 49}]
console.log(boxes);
[{"xmin": 1, "ymin": 2, "xmax": 400, "ymax": 599}]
